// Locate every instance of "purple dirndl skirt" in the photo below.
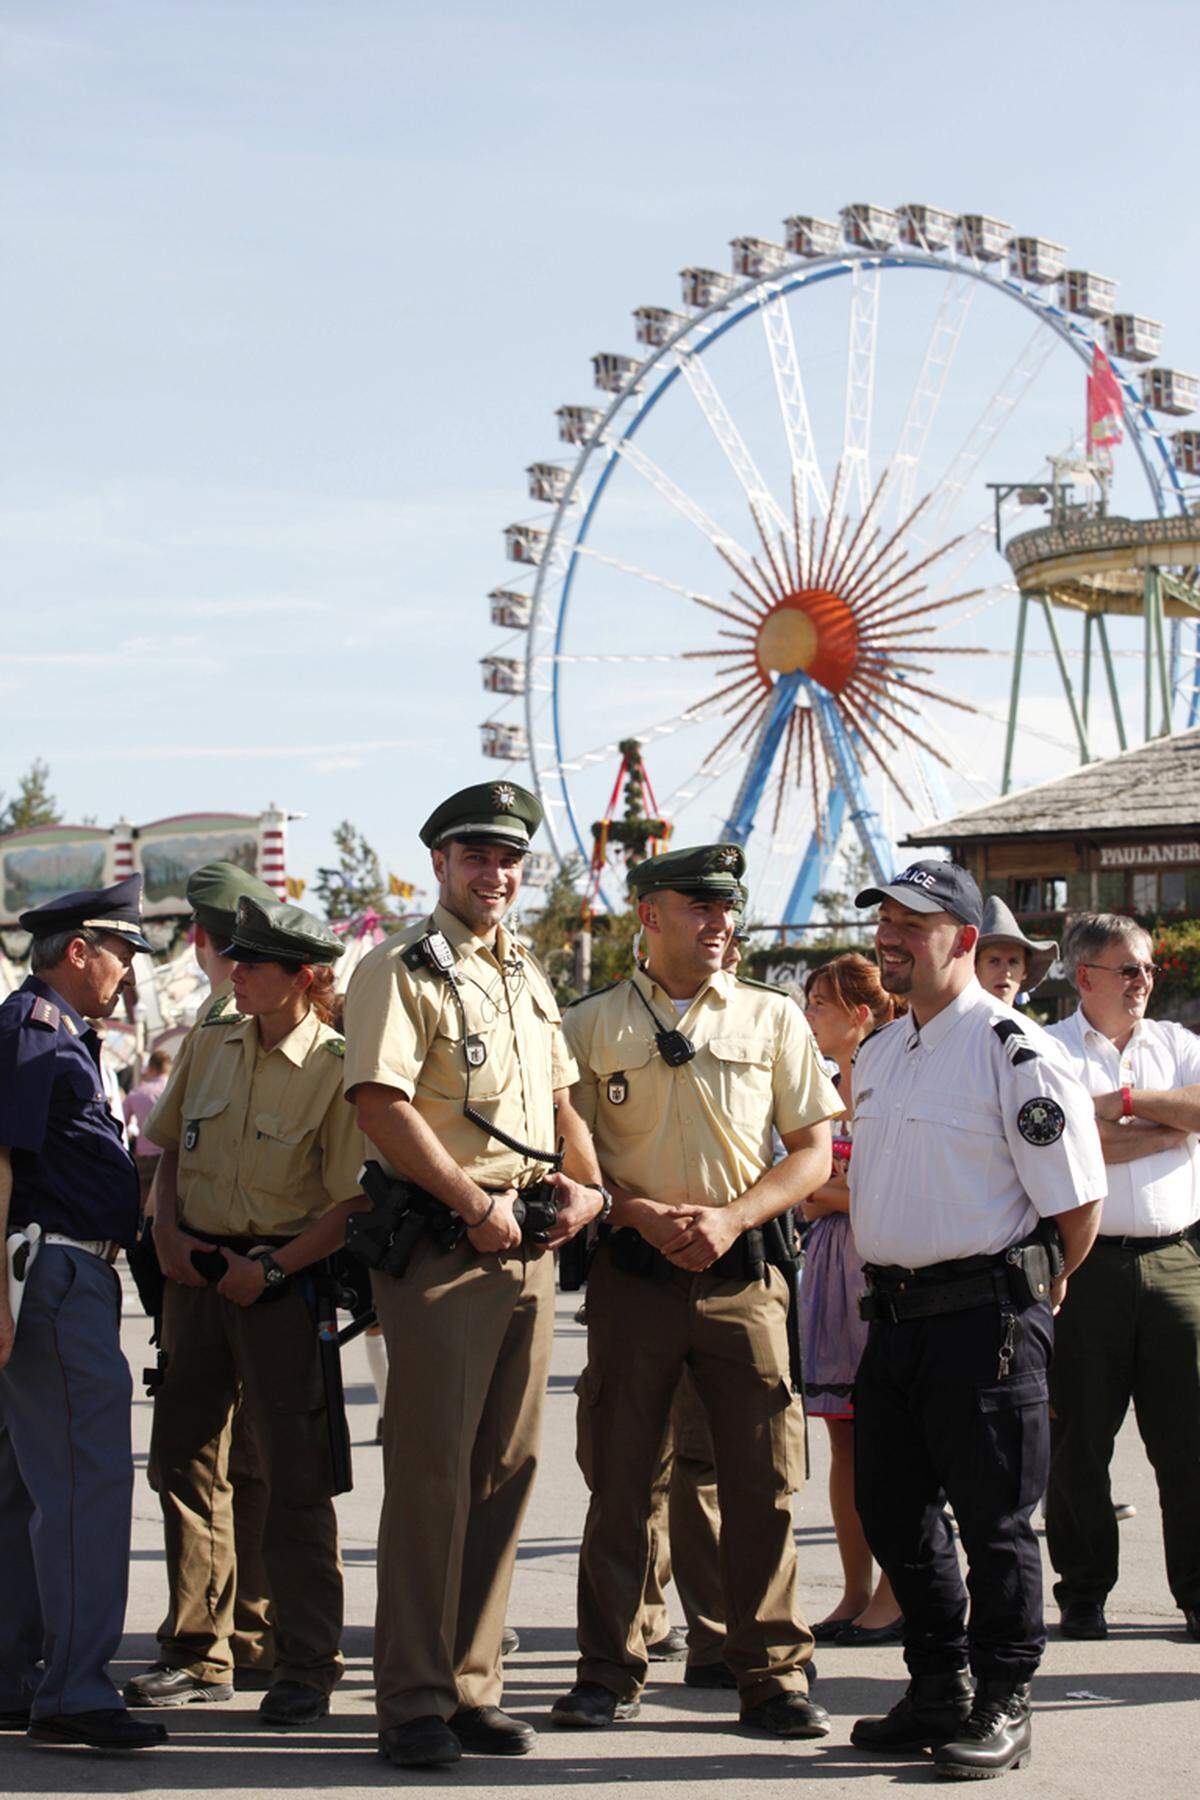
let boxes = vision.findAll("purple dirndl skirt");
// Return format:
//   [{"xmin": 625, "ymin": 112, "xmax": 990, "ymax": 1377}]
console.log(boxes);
[{"xmin": 801, "ymin": 1211, "xmax": 868, "ymax": 1419}]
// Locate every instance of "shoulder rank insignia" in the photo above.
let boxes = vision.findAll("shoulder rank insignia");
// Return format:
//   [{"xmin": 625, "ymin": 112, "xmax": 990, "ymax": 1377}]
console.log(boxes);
[
  {"xmin": 202, "ymin": 992, "xmax": 242, "ymax": 1027},
  {"xmin": 29, "ymin": 996, "xmax": 61, "ymax": 1031},
  {"xmin": 1017, "ymin": 1096, "xmax": 1065, "ymax": 1146},
  {"xmin": 992, "ymin": 1016, "xmax": 1038, "ymax": 1066},
  {"xmin": 324, "ymin": 1038, "xmax": 346, "ymax": 1058},
  {"xmin": 564, "ymin": 979, "xmax": 623, "ymax": 1009}
]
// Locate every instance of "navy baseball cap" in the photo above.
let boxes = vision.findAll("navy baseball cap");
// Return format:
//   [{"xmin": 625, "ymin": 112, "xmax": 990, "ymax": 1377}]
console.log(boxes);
[{"xmin": 855, "ymin": 860, "xmax": 983, "ymax": 929}]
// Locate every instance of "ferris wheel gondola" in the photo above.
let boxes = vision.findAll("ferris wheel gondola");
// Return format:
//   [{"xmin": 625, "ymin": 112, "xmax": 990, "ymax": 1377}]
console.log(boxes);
[{"xmin": 480, "ymin": 201, "xmax": 1200, "ymax": 923}]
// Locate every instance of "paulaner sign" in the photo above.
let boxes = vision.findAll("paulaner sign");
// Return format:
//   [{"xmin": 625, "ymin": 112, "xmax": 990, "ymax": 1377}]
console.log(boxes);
[{"xmin": 1098, "ymin": 842, "xmax": 1200, "ymax": 868}]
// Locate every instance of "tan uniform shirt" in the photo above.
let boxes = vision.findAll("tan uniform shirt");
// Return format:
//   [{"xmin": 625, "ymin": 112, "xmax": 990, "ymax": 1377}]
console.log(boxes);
[
  {"xmin": 341, "ymin": 902, "xmax": 577, "ymax": 1189},
  {"xmin": 564, "ymin": 969, "xmax": 840, "ymax": 1208},
  {"xmin": 147, "ymin": 1005, "xmax": 365, "ymax": 1237}
]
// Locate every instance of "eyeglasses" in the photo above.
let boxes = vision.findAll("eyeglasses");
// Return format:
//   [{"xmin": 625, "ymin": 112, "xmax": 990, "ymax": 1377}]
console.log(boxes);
[{"xmin": 1079, "ymin": 961, "xmax": 1158, "ymax": 983}]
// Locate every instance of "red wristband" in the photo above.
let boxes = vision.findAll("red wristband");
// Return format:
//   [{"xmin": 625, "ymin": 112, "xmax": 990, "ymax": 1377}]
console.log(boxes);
[{"xmin": 1120, "ymin": 1085, "xmax": 1133, "ymax": 1118}]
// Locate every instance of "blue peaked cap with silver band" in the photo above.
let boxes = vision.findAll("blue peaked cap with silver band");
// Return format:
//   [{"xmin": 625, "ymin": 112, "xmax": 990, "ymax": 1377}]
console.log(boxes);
[{"xmin": 18, "ymin": 873, "xmax": 153, "ymax": 952}]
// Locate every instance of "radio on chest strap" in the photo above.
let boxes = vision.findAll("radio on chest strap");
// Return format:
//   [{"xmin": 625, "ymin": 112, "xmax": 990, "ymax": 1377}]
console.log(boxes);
[{"xmin": 402, "ymin": 929, "xmax": 562, "ymax": 1169}]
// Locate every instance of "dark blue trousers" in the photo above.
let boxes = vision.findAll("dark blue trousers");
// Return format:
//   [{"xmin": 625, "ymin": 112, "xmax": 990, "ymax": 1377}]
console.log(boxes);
[
  {"xmin": 854, "ymin": 1296, "xmax": 1053, "ymax": 1685},
  {"xmin": 0, "ymin": 1244, "xmax": 133, "ymax": 1717}
]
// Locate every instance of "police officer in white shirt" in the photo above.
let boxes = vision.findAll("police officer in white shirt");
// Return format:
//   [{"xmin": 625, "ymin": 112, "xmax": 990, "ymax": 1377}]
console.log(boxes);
[
  {"xmin": 1045, "ymin": 913, "xmax": 1200, "ymax": 1645},
  {"xmin": 846, "ymin": 861, "xmax": 1105, "ymax": 1781}
]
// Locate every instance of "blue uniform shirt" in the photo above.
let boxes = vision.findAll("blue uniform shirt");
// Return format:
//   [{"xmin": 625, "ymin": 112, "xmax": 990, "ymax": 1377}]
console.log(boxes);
[{"xmin": 0, "ymin": 975, "xmax": 139, "ymax": 1244}]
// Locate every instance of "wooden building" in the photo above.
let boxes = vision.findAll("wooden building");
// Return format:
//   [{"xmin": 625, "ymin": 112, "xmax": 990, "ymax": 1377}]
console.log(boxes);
[{"xmin": 904, "ymin": 728, "xmax": 1200, "ymax": 927}]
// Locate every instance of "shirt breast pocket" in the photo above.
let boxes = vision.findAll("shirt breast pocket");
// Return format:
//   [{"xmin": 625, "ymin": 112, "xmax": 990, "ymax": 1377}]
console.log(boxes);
[
  {"xmin": 180, "ymin": 1094, "xmax": 231, "ymax": 1179},
  {"xmin": 590, "ymin": 1039, "xmax": 658, "ymax": 1137},
  {"xmin": 252, "ymin": 1111, "xmax": 318, "ymax": 1195},
  {"xmin": 707, "ymin": 1036, "xmax": 774, "ymax": 1129},
  {"xmin": 431, "ymin": 1011, "xmax": 506, "ymax": 1103}
]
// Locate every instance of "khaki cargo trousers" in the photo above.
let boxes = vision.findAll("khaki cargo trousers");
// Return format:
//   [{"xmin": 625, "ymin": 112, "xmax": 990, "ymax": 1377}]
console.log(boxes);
[
  {"xmin": 149, "ymin": 1278, "xmax": 343, "ymax": 1693},
  {"xmin": 631, "ymin": 1369, "xmax": 725, "ymax": 1663},
  {"xmin": 576, "ymin": 1243, "xmax": 811, "ymax": 1705},
  {"xmin": 371, "ymin": 1237, "xmax": 554, "ymax": 1728}
]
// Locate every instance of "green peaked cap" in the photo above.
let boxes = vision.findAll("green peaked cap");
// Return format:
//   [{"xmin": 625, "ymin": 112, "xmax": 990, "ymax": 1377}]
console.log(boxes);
[
  {"xmin": 186, "ymin": 859, "xmax": 278, "ymax": 939},
  {"xmin": 222, "ymin": 894, "xmax": 344, "ymax": 966},
  {"xmin": 419, "ymin": 780, "xmax": 543, "ymax": 852},
  {"xmin": 627, "ymin": 842, "xmax": 746, "ymax": 903}
]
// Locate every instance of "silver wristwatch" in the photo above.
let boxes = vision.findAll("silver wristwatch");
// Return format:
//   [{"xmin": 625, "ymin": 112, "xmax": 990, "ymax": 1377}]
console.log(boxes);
[{"xmin": 587, "ymin": 1182, "xmax": 614, "ymax": 1224}]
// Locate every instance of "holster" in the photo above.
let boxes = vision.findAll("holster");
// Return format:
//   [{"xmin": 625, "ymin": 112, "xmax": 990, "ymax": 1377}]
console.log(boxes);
[{"xmin": 298, "ymin": 1266, "xmax": 353, "ymax": 1497}]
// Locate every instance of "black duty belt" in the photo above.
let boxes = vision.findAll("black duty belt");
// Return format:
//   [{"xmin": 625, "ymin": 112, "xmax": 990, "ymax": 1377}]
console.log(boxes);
[
  {"xmin": 182, "ymin": 1224, "xmax": 294, "ymax": 1254},
  {"xmin": 1095, "ymin": 1228, "xmax": 1193, "ymax": 1253},
  {"xmin": 860, "ymin": 1233, "xmax": 1058, "ymax": 1324},
  {"xmin": 602, "ymin": 1223, "xmax": 766, "ymax": 1284}
]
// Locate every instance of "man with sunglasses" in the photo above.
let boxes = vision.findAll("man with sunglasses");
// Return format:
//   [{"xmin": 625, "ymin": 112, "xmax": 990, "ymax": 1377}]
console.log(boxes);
[{"xmin": 1046, "ymin": 913, "xmax": 1200, "ymax": 1645}]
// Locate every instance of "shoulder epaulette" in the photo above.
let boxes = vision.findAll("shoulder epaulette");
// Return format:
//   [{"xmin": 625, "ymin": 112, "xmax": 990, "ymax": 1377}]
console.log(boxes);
[
  {"xmin": 201, "ymin": 992, "xmax": 243, "ymax": 1027},
  {"xmin": 855, "ymin": 1016, "xmax": 902, "ymax": 1055},
  {"xmin": 736, "ymin": 974, "xmax": 788, "ymax": 996},
  {"xmin": 323, "ymin": 1037, "xmax": 346, "ymax": 1058},
  {"xmin": 565, "ymin": 979, "xmax": 624, "ymax": 1009},
  {"xmin": 28, "ymin": 996, "xmax": 61, "ymax": 1031},
  {"xmin": 992, "ymin": 1015, "xmax": 1039, "ymax": 1066}
]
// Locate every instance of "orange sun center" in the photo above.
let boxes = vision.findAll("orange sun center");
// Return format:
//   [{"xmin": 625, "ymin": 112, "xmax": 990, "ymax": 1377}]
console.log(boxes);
[{"xmin": 754, "ymin": 589, "xmax": 860, "ymax": 694}]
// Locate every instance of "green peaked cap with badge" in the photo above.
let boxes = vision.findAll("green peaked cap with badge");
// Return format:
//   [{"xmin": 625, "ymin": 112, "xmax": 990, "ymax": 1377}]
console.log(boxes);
[
  {"xmin": 186, "ymin": 859, "xmax": 278, "ymax": 940},
  {"xmin": 626, "ymin": 842, "xmax": 746, "ymax": 903},
  {"xmin": 221, "ymin": 894, "xmax": 344, "ymax": 966},
  {"xmin": 419, "ymin": 780, "xmax": 543, "ymax": 853}
]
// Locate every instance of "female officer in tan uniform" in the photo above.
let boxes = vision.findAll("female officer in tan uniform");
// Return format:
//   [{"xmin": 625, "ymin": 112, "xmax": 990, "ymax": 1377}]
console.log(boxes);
[{"xmin": 127, "ymin": 896, "xmax": 365, "ymax": 1728}]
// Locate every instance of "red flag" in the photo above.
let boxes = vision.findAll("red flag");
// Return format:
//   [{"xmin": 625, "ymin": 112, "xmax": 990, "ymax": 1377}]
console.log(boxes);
[{"xmin": 1088, "ymin": 343, "xmax": 1124, "ymax": 449}]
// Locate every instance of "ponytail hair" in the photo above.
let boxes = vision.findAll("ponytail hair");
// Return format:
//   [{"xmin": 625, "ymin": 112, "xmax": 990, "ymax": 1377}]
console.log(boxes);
[
  {"xmin": 302, "ymin": 962, "xmax": 339, "ymax": 1028},
  {"xmin": 804, "ymin": 951, "xmax": 907, "ymax": 1029}
]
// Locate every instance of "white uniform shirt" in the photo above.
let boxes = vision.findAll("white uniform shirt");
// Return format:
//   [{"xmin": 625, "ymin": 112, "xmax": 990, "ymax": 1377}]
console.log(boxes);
[
  {"xmin": 1046, "ymin": 1007, "xmax": 1200, "ymax": 1237},
  {"xmin": 849, "ymin": 979, "xmax": 1105, "ymax": 1268}
]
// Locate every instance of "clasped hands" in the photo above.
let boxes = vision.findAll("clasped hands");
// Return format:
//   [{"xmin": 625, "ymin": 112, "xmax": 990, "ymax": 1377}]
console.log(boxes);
[{"xmin": 626, "ymin": 1196, "xmax": 742, "ymax": 1272}]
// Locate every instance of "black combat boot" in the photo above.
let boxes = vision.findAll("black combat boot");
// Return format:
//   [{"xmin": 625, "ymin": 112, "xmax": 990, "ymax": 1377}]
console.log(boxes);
[
  {"xmin": 932, "ymin": 1679, "xmax": 1032, "ymax": 1780},
  {"xmin": 851, "ymin": 1668, "xmax": 973, "ymax": 1752}
]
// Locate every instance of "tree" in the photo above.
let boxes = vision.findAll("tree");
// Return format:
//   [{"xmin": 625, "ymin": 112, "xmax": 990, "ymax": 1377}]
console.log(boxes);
[
  {"xmin": 314, "ymin": 820, "xmax": 405, "ymax": 925},
  {"xmin": 523, "ymin": 857, "xmax": 640, "ymax": 1004},
  {"xmin": 0, "ymin": 758, "xmax": 62, "ymax": 834}
]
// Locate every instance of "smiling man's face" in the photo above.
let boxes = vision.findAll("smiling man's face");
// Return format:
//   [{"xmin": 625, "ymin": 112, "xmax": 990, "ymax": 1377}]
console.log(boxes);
[{"xmin": 433, "ymin": 839, "xmax": 524, "ymax": 936}]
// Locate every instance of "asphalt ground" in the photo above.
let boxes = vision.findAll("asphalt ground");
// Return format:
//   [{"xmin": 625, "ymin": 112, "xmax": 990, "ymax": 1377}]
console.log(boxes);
[{"xmin": 2, "ymin": 1275, "xmax": 1197, "ymax": 1798}]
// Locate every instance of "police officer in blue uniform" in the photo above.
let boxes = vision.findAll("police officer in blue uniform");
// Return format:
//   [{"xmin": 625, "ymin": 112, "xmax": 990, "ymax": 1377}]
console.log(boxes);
[
  {"xmin": 0, "ymin": 877, "xmax": 168, "ymax": 1751},
  {"xmin": 846, "ymin": 862, "xmax": 1105, "ymax": 1781}
]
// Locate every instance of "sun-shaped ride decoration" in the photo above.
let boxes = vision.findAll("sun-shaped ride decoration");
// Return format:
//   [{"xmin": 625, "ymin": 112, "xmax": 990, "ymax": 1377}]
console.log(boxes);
[{"xmin": 684, "ymin": 464, "xmax": 988, "ymax": 833}]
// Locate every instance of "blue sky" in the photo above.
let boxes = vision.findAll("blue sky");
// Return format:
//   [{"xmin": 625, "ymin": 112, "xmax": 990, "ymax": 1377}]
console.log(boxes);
[{"xmin": 3, "ymin": 0, "xmax": 1199, "ymax": 909}]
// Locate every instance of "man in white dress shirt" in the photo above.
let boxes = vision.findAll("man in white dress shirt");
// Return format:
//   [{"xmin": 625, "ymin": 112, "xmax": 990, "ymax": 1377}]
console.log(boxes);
[
  {"xmin": 1046, "ymin": 913, "xmax": 1200, "ymax": 1645},
  {"xmin": 846, "ymin": 861, "xmax": 1105, "ymax": 1781}
]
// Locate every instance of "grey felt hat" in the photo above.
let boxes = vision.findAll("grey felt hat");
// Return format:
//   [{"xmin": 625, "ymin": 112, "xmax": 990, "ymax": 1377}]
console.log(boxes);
[{"xmin": 977, "ymin": 896, "xmax": 1059, "ymax": 992}]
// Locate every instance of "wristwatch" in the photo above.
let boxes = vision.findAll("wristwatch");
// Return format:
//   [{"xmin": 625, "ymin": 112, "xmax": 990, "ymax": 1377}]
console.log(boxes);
[
  {"xmin": 252, "ymin": 1251, "xmax": 288, "ymax": 1290},
  {"xmin": 586, "ymin": 1182, "xmax": 614, "ymax": 1224}
]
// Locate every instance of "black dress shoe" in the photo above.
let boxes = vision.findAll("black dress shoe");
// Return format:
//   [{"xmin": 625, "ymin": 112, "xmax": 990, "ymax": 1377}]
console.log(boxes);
[
  {"xmin": 1059, "ymin": 1601, "xmax": 1107, "ymax": 1640},
  {"xmin": 646, "ymin": 1625, "xmax": 688, "ymax": 1660},
  {"xmin": 259, "ymin": 1680, "xmax": 330, "ymax": 1725},
  {"xmin": 739, "ymin": 1692, "xmax": 831, "ymax": 1738},
  {"xmin": 810, "ymin": 1616, "xmax": 858, "ymax": 1643},
  {"xmin": 0, "ymin": 1708, "xmax": 31, "ymax": 1731},
  {"xmin": 550, "ymin": 1681, "xmax": 640, "ymax": 1727},
  {"xmin": 932, "ymin": 1680, "xmax": 1032, "ymax": 1779},
  {"xmin": 1183, "ymin": 1609, "xmax": 1200, "ymax": 1642},
  {"xmin": 27, "ymin": 1708, "xmax": 169, "ymax": 1750},
  {"xmin": 501, "ymin": 1625, "xmax": 520, "ymax": 1656},
  {"xmin": 684, "ymin": 1662, "xmax": 737, "ymax": 1689},
  {"xmin": 851, "ymin": 1670, "xmax": 974, "ymax": 1751},
  {"xmin": 379, "ymin": 1716, "xmax": 462, "ymax": 1767},
  {"xmin": 836, "ymin": 1617, "xmax": 905, "ymax": 1647},
  {"xmin": 448, "ymin": 1705, "xmax": 536, "ymax": 1755}
]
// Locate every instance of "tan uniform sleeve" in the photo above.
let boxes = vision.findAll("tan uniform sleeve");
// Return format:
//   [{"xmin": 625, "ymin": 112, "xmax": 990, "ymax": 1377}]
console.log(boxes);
[
  {"xmin": 562, "ymin": 1004, "xmax": 598, "ymax": 1132},
  {"xmin": 551, "ymin": 1021, "xmax": 579, "ymax": 1093},
  {"xmin": 144, "ymin": 1025, "xmax": 198, "ymax": 1151},
  {"xmin": 772, "ymin": 996, "xmax": 841, "ymax": 1135},
  {"xmin": 342, "ymin": 951, "xmax": 438, "ymax": 1101},
  {"xmin": 318, "ymin": 1061, "xmax": 368, "ymax": 1202}
]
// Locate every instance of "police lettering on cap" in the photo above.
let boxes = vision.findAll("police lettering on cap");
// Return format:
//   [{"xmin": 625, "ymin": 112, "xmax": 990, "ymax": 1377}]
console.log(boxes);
[
  {"xmin": 222, "ymin": 895, "xmax": 344, "ymax": 966},
  {"xmin": 855, "ymin": 859, "xmax": 983, "ymax": 930},
  {"xmin": 419, "ymin": 782, "xmax": 543, "ymax": 854},
  {"xmin": 185, "ymin": 859, "xmax": 277, "ymax": 940},
  {"xmin": 627, "ymin": 842, "xmax": 746, "ymax": 905},
  {"xmin": 19, "ymin": 873, "xmax": 153, "ymax": 953}
]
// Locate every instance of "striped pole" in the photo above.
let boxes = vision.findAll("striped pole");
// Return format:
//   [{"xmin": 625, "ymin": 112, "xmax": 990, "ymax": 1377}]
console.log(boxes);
[
  {"xmin": 110, "ymin": 819, "xmax": 136, "ymax": 884},
  {"xmin": 259, "ymin": 808, "xmax": 288, "ymax": 899}
]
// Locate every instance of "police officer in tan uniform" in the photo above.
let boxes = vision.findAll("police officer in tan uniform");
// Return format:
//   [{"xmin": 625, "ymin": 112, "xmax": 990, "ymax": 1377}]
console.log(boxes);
[
  {"xmin": 128, "ymin": 897, "xmax": 365, "ymax": 1728},
  {"xmin": 551, "ymin": 843, "xmax": 840, "ymax": 1739},
  {"xmin": 342, "ymin": 780, "xmax": 603, "ymax": 1770},
  {"xmin": 137, "ymin": 860, "xmax": 281, "ymax": 1701}
]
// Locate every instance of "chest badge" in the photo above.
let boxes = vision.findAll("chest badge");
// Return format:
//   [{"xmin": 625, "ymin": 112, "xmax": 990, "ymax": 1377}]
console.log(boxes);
[
  {"xmin": 606, "ymin": 1072, "xmax": 628, "ymax": 1106},
  {"xmin": 465, "ymin": 1034, "xmax": 488, "ymax": 1068},
  {"xmin": 183, "ymin": 1121, "xmax": 200, "ymax": 1151},
  {"xmin": 1016, "ymin": 1097, "xmax": 1065, "ymax": 1146}
]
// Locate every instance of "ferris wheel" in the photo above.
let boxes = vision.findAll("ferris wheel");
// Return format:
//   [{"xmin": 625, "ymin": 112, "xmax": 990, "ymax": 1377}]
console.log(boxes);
[{"xmin": 480, "ymin": 203, "xmax": 1200, "ymax": 921}]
